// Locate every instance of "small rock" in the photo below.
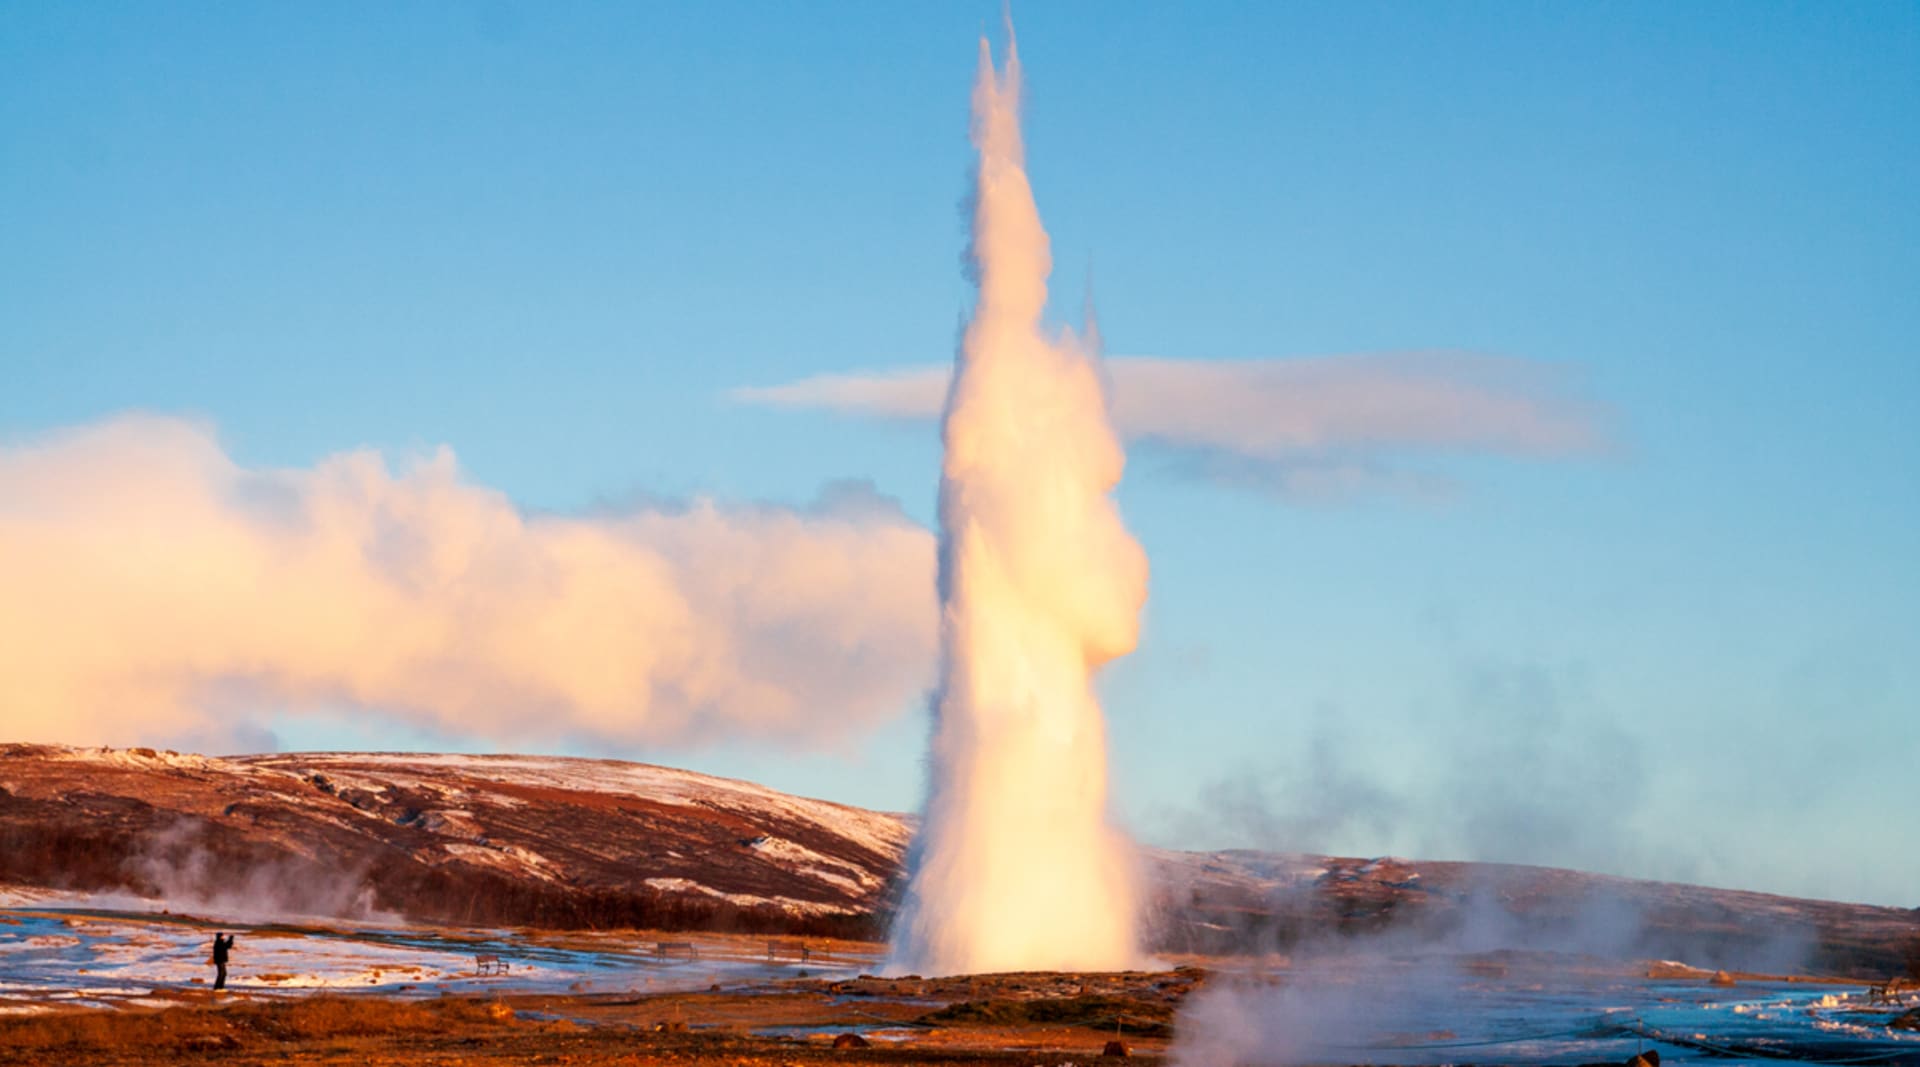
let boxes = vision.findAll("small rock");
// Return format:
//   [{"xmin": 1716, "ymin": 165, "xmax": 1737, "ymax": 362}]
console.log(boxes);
[
  {"xmin": 833, "ymin": 1033, "xmax": 871, "ymax": 1049},
  {"xmin": 1710, "ymin": 970, "xmax": 1737, "ymax": 986},
  {"xmin": 1102, "ymin": 1040, "xmax": 1130, "ymax": 1057},
  {"xmin": 653, "ymin": 1019, "xmax": 689, "ymax": 1033},
  {"xmin": 1891, "ymin": 1008, "xmax": 1920, "ymax": 1031}
]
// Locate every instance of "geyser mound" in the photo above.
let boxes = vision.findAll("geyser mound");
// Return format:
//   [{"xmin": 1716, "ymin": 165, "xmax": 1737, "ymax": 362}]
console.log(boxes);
[{"xmin": 887, "ymin": 34, "xmax": 1148, "ymax": 976}]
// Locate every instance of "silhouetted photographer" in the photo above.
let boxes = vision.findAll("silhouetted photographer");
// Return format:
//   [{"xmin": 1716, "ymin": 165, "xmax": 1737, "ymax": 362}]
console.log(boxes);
[{"xmin": 210, "ymin": 933, "xmax": 234, "ymax": 991}]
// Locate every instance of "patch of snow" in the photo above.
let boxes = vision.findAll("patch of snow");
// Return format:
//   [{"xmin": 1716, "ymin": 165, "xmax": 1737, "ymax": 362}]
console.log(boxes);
[
  {"xmin": 800, "ymin": 868, "xmax": 867, "ymax": 895},
  {"xmin": 418, "ymin": 809, "xmax": 484, "ymax": 839},
  {"xmin": 442, "ymin": 842, "xmax": 561, "ymax": 882},
  {"xmin": 0, "ymin": 907, "xmax": 879, "ymax": 1005},
  {"xmin": 253, "ymin": 753, "xmax": 913, "ymax": 862},
  {"xmin": 748, "ymin": 837, "xmax": 883, "ymax": 892},
  {"xmin": 0, "ymin": 935, "xmax": 83, "ymax": 952},
  {"xmin": 41, "ymin": 745, "xmax": 253, "ymax": 777},
  {"xmin": 640, "ymin": 877, "xmax": 851, "ymax": 917}
]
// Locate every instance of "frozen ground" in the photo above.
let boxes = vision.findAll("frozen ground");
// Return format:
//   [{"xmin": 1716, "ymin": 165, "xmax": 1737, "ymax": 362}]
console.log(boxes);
[
  {"xmin": 1178, "ymin": 955, "xmax": 1920, "ymax": 1064},
  {"xmin": 4, "ymin": 899, "xmax": 1917, "ymax": 1063},
  {"xmin": 0, "ymin": 899, "xmax": 877, "ymax": 1015}
]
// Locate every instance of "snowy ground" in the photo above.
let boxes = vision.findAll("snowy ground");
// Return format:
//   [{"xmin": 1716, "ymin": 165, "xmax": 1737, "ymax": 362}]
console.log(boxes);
[
  {"xmin": 1177, "ymin": 955, "xmax": 1920, "ymax": 1064},
  {"xmin": 5, "ymin": 896, "xmax": 1917, "ymax": 1063},
  {"xmin": 0, "ymin": 898, "xmax": 878, "ymax": 1015}
]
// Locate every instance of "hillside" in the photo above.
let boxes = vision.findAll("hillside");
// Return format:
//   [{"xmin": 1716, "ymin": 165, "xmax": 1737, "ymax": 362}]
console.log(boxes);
[{"xmin": 2, "ymin": 744, "xmax": 1915, "ymax": 977}]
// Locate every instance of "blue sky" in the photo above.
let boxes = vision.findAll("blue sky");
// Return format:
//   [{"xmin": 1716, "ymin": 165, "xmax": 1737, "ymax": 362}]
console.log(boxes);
[{"xmin": 3, "ymin": 3, "xmax": 1915, "ymax": 906}]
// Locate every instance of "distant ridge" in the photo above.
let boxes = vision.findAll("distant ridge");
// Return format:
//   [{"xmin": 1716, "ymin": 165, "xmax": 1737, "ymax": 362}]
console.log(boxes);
[{"xmin": 2, "ymin": 744, "xmax": 1914, "ymax": 979}]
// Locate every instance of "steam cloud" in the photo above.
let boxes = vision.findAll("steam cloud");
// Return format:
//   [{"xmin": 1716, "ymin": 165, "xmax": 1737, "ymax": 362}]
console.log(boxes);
[
  {"xmin": 1156, "ymin": 658, "xmax": 1672, "ymax": 879},
  {"xmin": 0, "ymin": 415, "xmax": 937, "ymax": 751},
  {"xmin": 887, "ymin": 34, "xmax": 1145, "ymax": 975},
  {"xmin": 734, "ymin": 352, "xmax": 1606, "ymax": 499},
  {"xmin": 129, "ymin": 818, "xmax": 397, "ymax": 925}
]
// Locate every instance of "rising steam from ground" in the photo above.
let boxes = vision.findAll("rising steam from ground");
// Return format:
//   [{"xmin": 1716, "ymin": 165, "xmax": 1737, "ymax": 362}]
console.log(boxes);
[
  {"xmin": 1165, "ymin": 866, "xmax": 1823, "ymax": 1067},
  {"xmin": 887, "ymin": 35, "xmax": 1146, "ymax": 976},
  {"xmin": 128, "ymin": 818, "xmax": 398, "ymax": 925},
  {"xmin": 0, "ymin": 414, "xmax": 936, "ymax": 751}
]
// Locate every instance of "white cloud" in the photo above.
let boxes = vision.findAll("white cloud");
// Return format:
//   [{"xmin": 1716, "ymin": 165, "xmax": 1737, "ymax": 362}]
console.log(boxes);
[
  {"xmin": 733, "ymin": 351, "xmax": 1606, "ymax": 498},
  {"xmin": 0, "ymin": 415, "xmax": 938, "ymax": 751}
]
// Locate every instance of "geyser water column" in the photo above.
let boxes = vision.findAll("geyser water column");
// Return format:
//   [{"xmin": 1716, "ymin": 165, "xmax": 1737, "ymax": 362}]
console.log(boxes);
[{"xmin": 888, "ymin": 35, "xmax": 1148, "ymax": 976}]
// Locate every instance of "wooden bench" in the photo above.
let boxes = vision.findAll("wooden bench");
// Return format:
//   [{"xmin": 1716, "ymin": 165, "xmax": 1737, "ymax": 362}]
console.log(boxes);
[
  {"xmin": 475, "ymin": 953, "xmax": 509, "ymax": 976},
  {"xmin": 765, "ymin": 939, "xmax": 811, "ymax": 962},
  {"xmin": 1870, "ymin": 978, "xmax": 1917, "ymax": 1004},
  {"xmin": 653, "ymin": 941, "xmax": 699, "ymax": 960}
]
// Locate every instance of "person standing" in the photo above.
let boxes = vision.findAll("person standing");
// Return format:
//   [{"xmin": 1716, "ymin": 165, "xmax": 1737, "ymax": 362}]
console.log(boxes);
[{"xmin": 210, "ymin": 933, "xmax": 233, "ymax": 991}]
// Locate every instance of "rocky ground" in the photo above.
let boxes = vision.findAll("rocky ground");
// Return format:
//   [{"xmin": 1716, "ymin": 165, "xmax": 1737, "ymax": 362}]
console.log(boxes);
[{"xmin": 0, "ymin": 968, "xmax": 1194, "ymax": 1067}]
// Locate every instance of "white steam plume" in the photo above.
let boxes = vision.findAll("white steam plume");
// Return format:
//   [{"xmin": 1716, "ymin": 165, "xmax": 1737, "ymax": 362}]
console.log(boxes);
[
  {"xmin": 888, "ymin": 34, "xmax": 1147, "ymax": 975},
  {"xmin": 0, "ymin": 414, "xmax": 936, "ymax": 751}
]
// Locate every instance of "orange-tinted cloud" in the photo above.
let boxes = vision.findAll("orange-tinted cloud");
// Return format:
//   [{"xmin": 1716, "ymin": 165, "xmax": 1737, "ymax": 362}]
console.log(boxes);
[{"xmin": 0, "ymin": 415, "xmax": 937, "ymax": 751}]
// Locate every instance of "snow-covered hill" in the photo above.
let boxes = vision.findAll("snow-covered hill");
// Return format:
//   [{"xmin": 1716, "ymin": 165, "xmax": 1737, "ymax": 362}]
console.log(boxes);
[
  {"xmin": 0, "ymin": 745, "xmax": 907, "ymax": 936},
  {"xmin": 2, "ymin": 744, "xmax": 1915, "ymax": 978}
]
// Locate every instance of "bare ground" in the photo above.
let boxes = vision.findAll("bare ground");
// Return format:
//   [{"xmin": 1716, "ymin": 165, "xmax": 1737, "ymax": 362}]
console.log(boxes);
[{"xmin": 0, "ymin": 970, "xmax": 1193, "ymax": 1066}]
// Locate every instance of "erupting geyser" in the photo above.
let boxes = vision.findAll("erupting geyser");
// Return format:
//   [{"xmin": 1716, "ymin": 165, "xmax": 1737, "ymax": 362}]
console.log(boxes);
[{"xmin": 888, "ymin": 34, "xmax": 1148, "ymax": 976}]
